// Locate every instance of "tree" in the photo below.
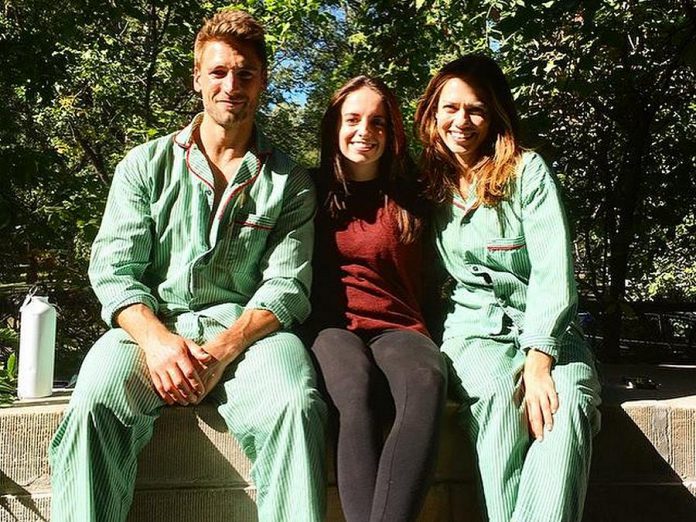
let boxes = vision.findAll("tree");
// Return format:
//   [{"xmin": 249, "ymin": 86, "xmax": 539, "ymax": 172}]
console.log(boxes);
[
  {"xmin": 2, "ymin": 0, "xmax": 695, "ymax": 378},
  {"xmin": 487, "ymin": 0, "xmax": 696, "ymax": 358}
]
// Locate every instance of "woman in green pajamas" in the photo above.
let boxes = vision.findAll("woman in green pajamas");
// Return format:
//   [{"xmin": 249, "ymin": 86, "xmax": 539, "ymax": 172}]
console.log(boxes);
[{"xmin": 414, "ymin": 54, "xmax": 601, "ymax": 522}]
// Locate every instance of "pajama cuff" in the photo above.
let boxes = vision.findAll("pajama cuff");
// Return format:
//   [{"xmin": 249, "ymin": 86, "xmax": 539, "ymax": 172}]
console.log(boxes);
[
  {"xmin": 519, "ymin": 334, "xmax": 559, "ymax": 362},
  {"xmin": 244, "ymin": 301, "xmax": 294, "ymax": 329},
  {"xmin": 104, "ymin": 294, "xmax": 159, "ymax": 327}
]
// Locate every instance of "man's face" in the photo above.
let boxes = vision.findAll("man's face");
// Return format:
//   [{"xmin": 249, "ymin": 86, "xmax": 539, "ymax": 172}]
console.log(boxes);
[{"xmin": 193, "ymin": 39, "xmax": 266, "ymax": 129}]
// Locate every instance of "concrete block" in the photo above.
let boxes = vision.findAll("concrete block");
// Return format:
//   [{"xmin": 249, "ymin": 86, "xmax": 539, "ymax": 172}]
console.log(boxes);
[
  {"xmin": 136, "ymin": 405, "xmax": 252, "ymax": 488},
  {"xmin": 592, "ymin": 365, "xmax": 696, "ymax": 485},
  {"xmin": 432, "ymin": 403, "xmax": 473, "ymax": 483},
  {"xmin": 0, "ymin": 493, "xmax": 50, "ymax": 522},
  {"xmin": 415, "ymin": 484, "xmax": 451, "ymax": 522},
  {"xmin": 583, "ymin": 483, "xmax": 696, "ymax": 522},
  {"xmin": 128, "ymin": 487, "xmax": 258, "ymax": 522},
  {"xmin": 447, "ymin": 484, "xmax": 484, "ymax": 522},
  {"xmin": 2, "ymin": 363, "xmax": 696, "ymax": 522},
  {"xmin": 591, "ymin": 403, "xmax": 685, "ymax": 484},
  {"xmin": 0, "ymin": 401, "xmax": 64, "ymax": 495},
  {"xmin": 325, "ymin": 484, "xmax": 455, "ymax": 522},
  {"xmin": 672, "ymin": 406, "xmax": 696, "ymax": 481}
]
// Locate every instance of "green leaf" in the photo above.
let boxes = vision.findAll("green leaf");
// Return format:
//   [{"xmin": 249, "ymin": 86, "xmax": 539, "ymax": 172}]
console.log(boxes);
[{"xmin": 7, "ymin": 353, "xmax": 16, "ymax": 377}]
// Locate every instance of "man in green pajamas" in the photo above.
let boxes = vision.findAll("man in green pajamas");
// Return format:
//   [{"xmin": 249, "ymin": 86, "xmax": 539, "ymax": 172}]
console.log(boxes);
[{"xmin": 49, "ymin": 10, "xmax": 326, "ymax": 522}]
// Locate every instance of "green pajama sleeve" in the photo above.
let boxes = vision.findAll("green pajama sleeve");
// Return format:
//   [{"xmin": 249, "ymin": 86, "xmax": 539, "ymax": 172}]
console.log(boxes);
[
  {"xmin": 518, "ymin": 154, "xmax": 578, "ymax": 361},
  {"xmin": 245, "ymin": 166, "xmax": 317, "ymax": 327},
  {"xmin": 88, "ymin": 151, "xmax": 159, "ymax": 327}
]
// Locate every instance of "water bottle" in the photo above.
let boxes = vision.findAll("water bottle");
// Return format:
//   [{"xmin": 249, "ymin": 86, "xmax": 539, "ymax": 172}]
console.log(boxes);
[{"xmin": 18, "ymin": 292, "xmax": 57, "ymax": 399}]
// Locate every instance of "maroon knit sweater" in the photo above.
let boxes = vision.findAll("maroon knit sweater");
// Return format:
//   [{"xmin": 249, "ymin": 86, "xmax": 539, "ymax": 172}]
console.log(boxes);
[{"xmin": 311, "ymin": 178, "xmax": 429, "ymax": 339}]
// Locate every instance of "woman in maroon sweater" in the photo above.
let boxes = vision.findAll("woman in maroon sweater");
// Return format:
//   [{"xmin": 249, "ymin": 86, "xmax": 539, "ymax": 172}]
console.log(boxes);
[{"xmin": 309, "ymin": 76, "xmax": 447, "ymax": 522}]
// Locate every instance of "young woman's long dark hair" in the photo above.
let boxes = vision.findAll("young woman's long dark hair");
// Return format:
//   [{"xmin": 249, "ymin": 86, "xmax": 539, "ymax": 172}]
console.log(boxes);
[
  {"xmin": 415, "ymin": 54, "xmax": 523, "ymax": 207},
  {"xmin": 319, "ymin": 75, "xmax": 424, "ymax": 243}
]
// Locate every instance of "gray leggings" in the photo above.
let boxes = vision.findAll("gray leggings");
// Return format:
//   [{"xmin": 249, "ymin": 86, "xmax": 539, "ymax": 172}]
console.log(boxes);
[{"xmin": 311, "ymin": 328, "xmax": 447, "ymax": 522}]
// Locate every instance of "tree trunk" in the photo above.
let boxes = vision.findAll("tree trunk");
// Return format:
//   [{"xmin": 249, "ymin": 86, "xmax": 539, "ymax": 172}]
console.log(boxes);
[{"xmin": 601, "ymin": 111, "xmax": 651, "ymax": 361}]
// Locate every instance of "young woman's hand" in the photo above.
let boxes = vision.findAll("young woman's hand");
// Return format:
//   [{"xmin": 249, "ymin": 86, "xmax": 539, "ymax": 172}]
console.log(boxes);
[{"xmin": 522, "ymin": 349, "xmax": 559, "ymax": 440}]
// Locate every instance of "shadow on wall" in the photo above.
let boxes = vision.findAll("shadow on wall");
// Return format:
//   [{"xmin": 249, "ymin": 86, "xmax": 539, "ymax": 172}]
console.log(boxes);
[
  {"xmin": 128, "ymin": 405, "xmax": 258, "ymax": 522},
  {"xmin": 0, "ymin": 470, "xmax": 48, "ymax": 521},
  {"xmin": 585, "ymin": 363, "xmax": 696, "ymax": 522},
  {"xmin": 586, "ymin": 408, "xmax": 696, "ymax": 521}
]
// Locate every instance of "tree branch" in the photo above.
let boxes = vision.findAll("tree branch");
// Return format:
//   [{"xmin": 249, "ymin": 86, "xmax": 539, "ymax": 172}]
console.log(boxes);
[
  {"xmin": 69, "ymin": 122, "xmax": 109, "ymax": 186},
  {"xmin": 143, "ymin": 3, "xmax": 172, "ymax": 126}
]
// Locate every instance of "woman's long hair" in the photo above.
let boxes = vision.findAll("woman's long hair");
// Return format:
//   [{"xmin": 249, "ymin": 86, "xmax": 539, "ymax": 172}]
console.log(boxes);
[
  {"xmin": 415, "ymin": 54, "xmax": 522, "ymax": 206},
  {"xmin": 319, "ymin": 75, "xmax": 423, "ymax": 243}
]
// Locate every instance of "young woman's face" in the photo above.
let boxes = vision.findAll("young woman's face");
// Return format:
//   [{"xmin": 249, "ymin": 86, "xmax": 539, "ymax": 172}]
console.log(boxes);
[
  {"xmin": 435, "ymin": 77, "xmax": 490, "ymax": 168},
  {"xmin": 338, "ymin": 86, "xmax": 387, "ymax": 180}
]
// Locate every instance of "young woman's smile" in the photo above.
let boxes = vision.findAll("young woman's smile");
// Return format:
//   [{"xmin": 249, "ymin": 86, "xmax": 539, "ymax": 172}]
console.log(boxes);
[
  {"xmin": 436, "ymin": 77, "xmax": 490, "ymax": 168},
  {"xmin": 338, "ymin": 86, "xmax": 387, "ymax": 180}
]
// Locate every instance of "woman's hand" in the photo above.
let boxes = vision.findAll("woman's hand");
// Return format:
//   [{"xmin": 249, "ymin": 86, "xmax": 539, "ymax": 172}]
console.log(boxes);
[{"xmin": 522, "ymin": 349, "xmax": 559, "ymax": 440}]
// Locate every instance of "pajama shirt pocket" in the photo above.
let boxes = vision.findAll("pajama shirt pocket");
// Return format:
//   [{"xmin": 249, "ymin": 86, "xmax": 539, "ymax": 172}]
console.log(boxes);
[
  {"xmin": 226, "ymin": 213, "xmax": 276, "ymax": 272},
  {"xmin": 485, "ymin": 235, "xmax": 529, "ymax": 274}
]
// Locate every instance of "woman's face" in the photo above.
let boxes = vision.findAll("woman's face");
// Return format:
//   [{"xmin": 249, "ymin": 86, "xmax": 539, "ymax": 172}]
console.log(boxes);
[
  {"xmin": 338, "ymin": 86, "xmax": 387, "ymax": 180},
  {"xmin": 435, "ymin": 77, "xmax": 490, "ymax": 168}
]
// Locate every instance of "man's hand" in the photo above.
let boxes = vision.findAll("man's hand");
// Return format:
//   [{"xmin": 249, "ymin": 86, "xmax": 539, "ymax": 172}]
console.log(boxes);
[
  {"xmin": 189, "ymin": 328, "xmax": 247, "ymax": 403},
  {"xmin": 141, "ymin": 332, "xmax": 210, "ymax": 406},
  {"xmin": 522, "ymin": 349, "xmax": 559, "ymax": 441},
  {"xmin": 190, "ymin": 309, "xmax": 282, "ymax": 403},
  {"xmin": 116, "ymin": 304, "xmax": 212, "ymax": 406}
]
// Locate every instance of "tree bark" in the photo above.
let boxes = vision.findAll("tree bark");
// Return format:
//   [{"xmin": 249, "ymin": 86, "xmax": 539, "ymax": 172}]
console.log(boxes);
[
  {"xmin": 601, "ymin": 107, "xmax": 652, "ymax": 361},
  {"xmin": 70, "ymin": 123, "xmax": 109, "ymax": 186}
]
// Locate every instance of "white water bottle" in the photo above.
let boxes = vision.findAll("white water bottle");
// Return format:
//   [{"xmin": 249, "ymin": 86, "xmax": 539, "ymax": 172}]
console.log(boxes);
[{"xmin": 18, "ymin": 293, "xmax": 57, "ymax": 399}]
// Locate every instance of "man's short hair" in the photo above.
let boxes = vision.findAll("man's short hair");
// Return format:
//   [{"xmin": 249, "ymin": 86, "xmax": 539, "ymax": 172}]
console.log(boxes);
[{"xmin": 194, "ymin": 10, "xmax": 267, "ymax": 70}]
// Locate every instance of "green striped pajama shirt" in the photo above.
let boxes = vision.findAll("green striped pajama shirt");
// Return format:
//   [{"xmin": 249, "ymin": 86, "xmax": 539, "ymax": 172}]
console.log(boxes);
[
  {"xmin": 434, "ymin": 152, "xmax": 601, "ymax": 522},
  {"xmin": 49, "ymin": 114, "xmax": 327, "ymax": 522}
]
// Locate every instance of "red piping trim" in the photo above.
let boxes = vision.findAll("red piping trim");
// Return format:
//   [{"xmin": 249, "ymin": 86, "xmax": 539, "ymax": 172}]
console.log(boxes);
[
  {"xmin": 173, "ymin": 123, "xmax": 194, "ymax": 149},
  {"xmin": 487, "ymin": 244, "xmax": 525, "ymax": 252},
  {"xmin": 234, "ymin": 221, "xmax": 272, "ymax": 230},
  {"xmin": 186, "ymin": 147, "xmax": 214, "ymax": 191},
  {"xmin": 216, "ymin": 152, "xmax": 270, "ymax": 221},
  {"xmin": 453, "ymin": 198, "xmax": 477, "ymax": 217}
]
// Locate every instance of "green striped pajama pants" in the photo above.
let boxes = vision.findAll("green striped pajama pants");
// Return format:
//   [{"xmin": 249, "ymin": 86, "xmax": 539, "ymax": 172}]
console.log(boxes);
[
  {"xmin": 441, "ymin": 330, "xmax": 601, "ymax": 522},
  {"xmin": 49, "ymin": 313, "xmax": 327, "ymax": 522}
]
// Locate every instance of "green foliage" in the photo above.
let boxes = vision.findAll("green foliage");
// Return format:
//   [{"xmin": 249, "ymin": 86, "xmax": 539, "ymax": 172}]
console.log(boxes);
[
  {"xmin": 2, "ymin": 0, "xmax": 695, "ymax": 366},
  {"xmin": 0, "ymin": 351, "xmax": 18, "ymax": 406},
  {"xmin": 484, "ymin": 1, "xmax": 696, "ymax": 302},
  {"xmin": 643, "ymin": 214, "xmax": 696, "ymax": 301}
]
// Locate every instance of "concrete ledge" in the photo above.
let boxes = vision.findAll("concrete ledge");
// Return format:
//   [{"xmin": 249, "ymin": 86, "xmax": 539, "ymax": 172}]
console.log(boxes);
[{"xmin": 2, "ymin": 364, "xmax": 696, "ymax": 521}]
